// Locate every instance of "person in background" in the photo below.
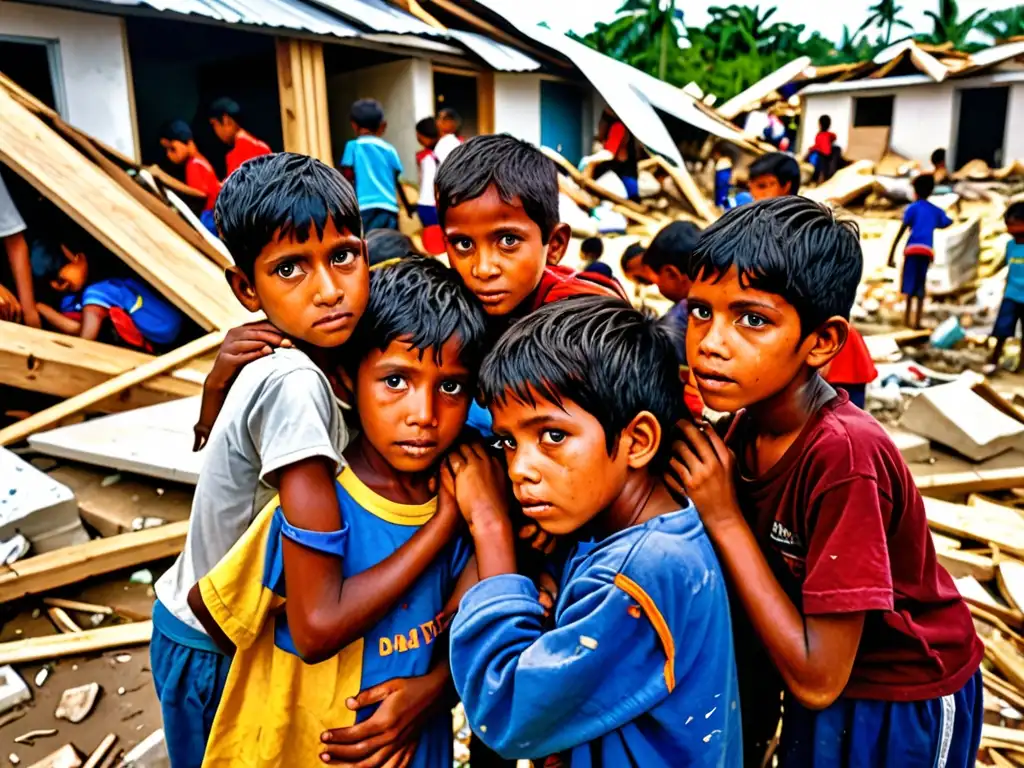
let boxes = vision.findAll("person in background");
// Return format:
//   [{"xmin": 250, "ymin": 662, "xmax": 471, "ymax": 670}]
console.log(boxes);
[
  {"xmin": 341, "ymin": 99, "xmax": 413, "ymax": 233},
  {"xmin": 931, "ymin": 148, "xmax": 950, "ymax": 186},
  {"xmin": 0, "ymin": 173, "xmax": 40, "ymax": 327},
  {"xmin": 620, "ymin": 242, "xmax": 654, "ymax": 288},
  {"xmin": 984, "ymin": 201, "xmax": 1024, "ymax": 375},
  {"xmin": 748, "ymin": 151, "xmax": 802, "ymax": 201},
  {"xmin": 600, "ymin": 111, "xmax": 640, "ymax": 200},
  {"xmin": 434, "ymin": 107, "xmax": 463, "ymax": 165},
  {"xmin": 414, "ymin": 117, "xmax": 444, "ymax": 255},
  {"xmin": 809, "ymin": 115, "xmax": 837, "ymax": 184},
  {"xmin": 159, "ymin": 120, "xmax": 222, "ymax": 234},
  {"xmin": 365, "ymin": 228, "xmax": 418, "ymax": 268},
  {"xmin": 34, "ymin": 243, "xmax": 183, "ymax": 350},
  {"xmin": 579, "ymin": 236, "xmax": 614, "ymax": 279},
  {"xmin": 888, "ymin": 174, "xmax": 953, "ymax": 330},
  {"xmin": 208, "ymin": 97, "xmax": 271, "ymax": 177}
]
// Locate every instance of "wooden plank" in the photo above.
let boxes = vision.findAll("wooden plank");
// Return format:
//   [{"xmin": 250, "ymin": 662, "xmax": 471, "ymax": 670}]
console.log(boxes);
[
  {"xmin": 642, "ymin": 155, "xmax": 718, "ymax": 224},
  {"xmin": 0, "ymin": 521, "xmax": 188, "ymax": 603},
  {"xmin": 0, "ymin": 321, "xmax": 203, "ymax": 410},
  {"xmin": 1000, "ymin": 560, "xmax": 1024, "ymax": 614},
  {"xmin": 0, "ymin": 331, "xmax": 223, "ymax": 446},
  {"xmin": 985, "ymin": 724, "xmax": 1024, "ymax": 748},
  {"xmin": 925, "ymin": 497, "xmax": 1024, "ymax": 559},
  {"xmin": 938, "ymin": 547, "xmax": 995, "ymax": 581},
  {"xmin": 47, "ymin": 607, "xmax": 83, "ymax": 634},
  {"xmin": 917, "ymin": 465, "xmax": 1024, "ymax": 497},
  {"xmin": 81, "ymin": 734, "xmax": 117, "ymax": 768},
  {"xmin": 932, "ymin": 532, "xmax": 962, "ymax": 551},
  {"xmin": 0, "ymin": 85, "xmax": 249, "ymax": 330},
  {"xmin": 0, "ymin": 621, "xmax": 151, "ymax": 666},
  {"xmin": 477, "ymin": 70, "xmax": 495, "ymax": 135},
  {"xmin": 26, "ymin": 745, "xmax": 82, "ymax": 768},
  {"xmin": 986, "ymin": 633, "xmax": 1024, "ymax": 690},
  {"xmin": 43, "ymin": 598, "xmax": 114, "ymax": 616},
  {"xmin": 958, "ymin": 576, "xmax": 1024, "ymax": 628},
  {"xmin": 275, "ymin": 39, "xmax": 331, "ymax": 164},
  {"xmin": 983, "ymin": 667, "xmax": 1024, "ymax": 712}
]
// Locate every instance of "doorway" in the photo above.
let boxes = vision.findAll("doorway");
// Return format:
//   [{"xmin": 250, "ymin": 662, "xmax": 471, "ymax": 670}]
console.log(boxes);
[
  {"xmin": 955, "ymin": 86, "xmax": 1009, "ymax": 169},
  {"xmin": 0, "ymin": 37, "xmax": 63, "ymax": 113},
  {"xmin": 540, "ymin": 80, "xmax": 583, "ymax": 165},
  {"xmin": 434, "ymin": 70, "xmax": 479, "ymax": 137}
]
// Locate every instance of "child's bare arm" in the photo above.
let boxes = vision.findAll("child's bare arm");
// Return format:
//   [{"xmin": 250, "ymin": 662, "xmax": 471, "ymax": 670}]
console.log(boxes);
[
  {"xmin": 279, "ymin": 457, "xmax": 462, "ymax": 664},
  {"xmin": 395, "ymin": 173, "xmax": 415, "ymax": 217},
  {"xmin": 887, "ymin": 222, "xmax": 909, "ymax": 267},
  {"xmin": 35, "ymin": 303, "xmax": 81, "ymax": 335},
  {"xmin": 668, "ymin": 422, "xmax": 864, "ymax": 710}
]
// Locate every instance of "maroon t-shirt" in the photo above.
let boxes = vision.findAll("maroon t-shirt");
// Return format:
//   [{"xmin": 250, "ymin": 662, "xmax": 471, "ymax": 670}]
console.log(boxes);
[{"xmin": 733, "ymin": 391, "xmax": 982, "ymax": 701}]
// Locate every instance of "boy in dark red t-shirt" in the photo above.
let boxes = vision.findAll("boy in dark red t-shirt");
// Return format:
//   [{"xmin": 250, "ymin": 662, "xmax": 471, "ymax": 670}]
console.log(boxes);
[
  {"xmin": 159, "ymin": 119, "xmax": 221, "ymax": 233},
  {"xmin": 669, "ymin": 197, "xmax": 983, "ymax": 767}
]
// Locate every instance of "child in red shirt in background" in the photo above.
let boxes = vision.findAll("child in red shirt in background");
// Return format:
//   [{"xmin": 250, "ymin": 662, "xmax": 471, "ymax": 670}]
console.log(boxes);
[
  {"xmin": 671, "ymin": 197, "xmax": 982, "ymax": 768},
  {"xmin": 159, "ymin": 120, "xmax": 221, "ymax": 234},
  {"xmin": 208, "ymin": 97, "xmax": 272, "ymax": 177},
  {"xmin": 810, "ymin": 114, "xmax": 837, "ymax": 184}
]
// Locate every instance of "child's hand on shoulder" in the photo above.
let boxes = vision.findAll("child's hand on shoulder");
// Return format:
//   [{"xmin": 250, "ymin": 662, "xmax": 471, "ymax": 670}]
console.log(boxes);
[
  {"xmin": 668, "ymin": 420, "xmax": 744, "ymax": 537},
  {"xmin": 442, "ymin": 443, "xmax": 510, "ymax": 538}
]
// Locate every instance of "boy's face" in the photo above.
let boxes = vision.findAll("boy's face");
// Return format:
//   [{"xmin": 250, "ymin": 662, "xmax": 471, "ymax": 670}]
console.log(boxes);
[
  {"xmin": 355, "ymin": 336, "xmax": 472, "ymax": 474},
  {"xmin": 1007, "ymin": 218, "xmax": 1024, "ymax": 243},
  {"xmin": 51, "ymin": 245, "xmax": 88, "ymax": 294},
  {"xmin": 686, "ymin": 267, "xmax": 842, "ymax": 413},
  {"xmin": 444, "ymin": 185, "xmax": 569, "ymax": 317},
  {"xmin": 209, "ymin": 116, "xmax": 236, "ymax": 145},
  {"xmin": 160, "ymin": 139, "xmax": 189, "ymax": 166},
  {"xmin": 416, "ymin": 132, "xmax": 436, "ymax": 149},
  {"xmin": 623, "ymin": 254, "xmax": 655, "ymax": 287},
  {"xmin": 491, "ymin": 388, "xmax": 645, "ymax": 536},
  {"xmin": 652, "ymin": 265, "xmax": 692, "ymax": 304},
  {"xmin": 436, "ymin": 115, "xmax": 456, "ymax": 135},
  {"xmin": 749, "ymin": 174, "xmax": 790, "ymax": 201},
  {"xmin": 228, "ymin": 218, "xmax": 369, "ymax": 348}
]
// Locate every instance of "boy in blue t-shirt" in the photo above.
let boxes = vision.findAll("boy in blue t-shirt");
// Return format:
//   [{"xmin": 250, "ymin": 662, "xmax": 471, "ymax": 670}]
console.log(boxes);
[
  {"xmin": 887, "ymin": 173, "xmax": 953, "ymax": 329},
  {"xmin": 340, "ymin": 99, "xmax": 414, "ymax": 233},
  {"xmin": 446, "ymin": 296, "xmax": 741, "ymax": 767},
  {"xmin": 985, "ymin": 201, "xmax": 1024, "ymax": 375}
]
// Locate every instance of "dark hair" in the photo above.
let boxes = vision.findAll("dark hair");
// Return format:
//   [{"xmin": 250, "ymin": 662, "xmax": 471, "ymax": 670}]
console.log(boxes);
[
  {"xmin": 416, "ymin": 117, "xmax": 439, "ymax": 140},
  {"xmin": 818, "ymin": 115, "xmax": 832, "ymax": 131},
  {"xmin": 581, "ymin": 237, "xmax": 603, "ymax": 258},
  {"xmin": 688, "ymin": 197, "xmax": 862, "ymax": 332},
  {"xmin": 366, "ymin": 228, "xmax": 417, "ymax": 267},
  {"xmin": 1006, "ymin": 201, "xmax": 1024, "ymax": 224},
  {"xmin": 931, "ymin": 148, "xmax": 947, "ymax": 167},
  {"xmin": 913, "ymin": 174, "xmax": 936, "ymax": 199},
  {"xmin": 350, "ymin": 99, "xmax": 385, "ymax": 132},
  {"xmin": 351, "ymin": 255, "xmax": 488, "ymax": 370},
  {"xmin": 160, "ymin": 119, "xmax": 193, "ymax": 144},
  {"xmin": 435, "ymin": 134, "xmax": 559, "ymax": 242},
  {"xmin": 215, "ymin": 153, "xmax": 361, "ymax": 278},
  {"xmin": 479, "ymin": 295, "xmax": 684, "ymax": 467},
  {"xmin": 438, "ymin": 107, "xmax": 462, "ymax": 130},
  {"xmin": 620, "ymin": 243, "xmax": 646, "ymax": 272},
  {"xmin": 748, "ymin": 152, "xmax": 801, "ymax": 194},
  {"xmin": 643, "ymin": 221, "xmax": 702, "ymax": 272},
  {"xmin": 208, "ymin": 97, "xmax": 242, "ymax": 122}
]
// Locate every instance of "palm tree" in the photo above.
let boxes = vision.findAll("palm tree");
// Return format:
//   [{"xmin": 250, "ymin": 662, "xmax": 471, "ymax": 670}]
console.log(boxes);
[
  {"xmin": 857, "ymin": 0, "xmax": 912, "ymax": 46},
  {"xmin": 577, "ymin": 0, "xmax": 684, "ymax": 80},
  {"xmin": 978, "ymin": 7, "xmax": 1024, "ymax": 43},
  {"xmin": 918, "ymin": 0, "xmax": 986, "ymax": 50}
]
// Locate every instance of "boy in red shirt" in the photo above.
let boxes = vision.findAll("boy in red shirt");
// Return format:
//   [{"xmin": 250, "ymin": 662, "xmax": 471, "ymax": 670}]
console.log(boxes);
[
  {"xmin": 809, "ymin": 114, "xmax": 837, "ymax": 184},
  {"xmin": 159, "ymin": 119, "xmax": 221, "ymax": 233},
  {"xmin": 670, "ymin": 197, "xmax": 983, "ymax": 767},
  {"xmin": 208, "ymin": 97, "xmax": 271, "ymax": 177}
]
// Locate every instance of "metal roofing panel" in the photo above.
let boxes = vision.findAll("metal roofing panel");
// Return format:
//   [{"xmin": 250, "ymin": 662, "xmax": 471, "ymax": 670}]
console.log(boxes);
[
  {"xmin": 304, "ymin": 0, "xmax": 443, "ymax": 35},
  {"xmin": 449, "ymin": 29, "xmax": 541, "ymax": 71},
  {"xmin": 971, "ymin": 40, "xmax": 1024, "ymax": 68}
]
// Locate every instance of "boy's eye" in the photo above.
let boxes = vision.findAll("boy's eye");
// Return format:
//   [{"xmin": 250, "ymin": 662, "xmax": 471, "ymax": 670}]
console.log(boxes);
[
  {"xmin": 498, "ymin": 234, "xmax": 521, "ymax": 248},
  {"xmin": 540, "ymin": 429, "xmax": 566, "ymax": 445},
  {"xmin": 275, "ymin": 260, "xmax": 303, "ymax": 279},
  {"xmin": 439, "ymin": 381, "xmax": 463, "ymax": 395},
  {"xmin": 383, "ymin": 375, "xmax": 408, "ymax": 391},
  {"xmin": 332, "ymin": 250, "xmax": 357, "ymax": 267},
  {"xmin": 738, "ymin": 313, "xmax": 769, "ymax": 329},
  {"xmin": 451, "ymin": 237, "xmax": 474, "ymax": 254},
  {"xmin": 690, "ymin": 305, "xmax": 711, "ymax": 321},
  {"xmin": 492, "ymin": 436, "xmax": 516, "ymax": 451}
]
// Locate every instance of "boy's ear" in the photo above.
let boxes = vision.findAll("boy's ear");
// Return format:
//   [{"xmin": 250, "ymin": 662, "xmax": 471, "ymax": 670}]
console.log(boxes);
[
  {"xmin": 621, "ymin": 411, "xmax": 662, "ymax": 470},
  {"xmin": 545, "ymin": 223, "xmax": 572, "ymax": 266},
  {"xmin": 781, "ymin": 180, "xmax": 793, "ymax": 195},
  {"xmin": 226, "ymin": 267, "xmax": 261, "ymax": 313},
  {"xmin": 805, "ymin": 316, "xmax": 849, "ymax": 370}
]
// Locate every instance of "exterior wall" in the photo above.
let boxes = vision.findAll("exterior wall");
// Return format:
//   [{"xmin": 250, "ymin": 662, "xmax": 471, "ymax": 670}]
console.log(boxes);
[
  {"xmin": 1006, "ymin": 83, "xmax": 1024, "ymax": 164},
  {"xmin": 328, "ymin": 58, "xmax": 433, "ymax": 181},
  {"xmin": 799, "ymin": 92, "xmax": 852, "ymax": 158},
  {"xmin": 494, "ymin": 73, "xmax": 540, "ymax": 144},
  {"xmin": 0, "ymin": 1, "xmax": 136, "ymax": 157}
]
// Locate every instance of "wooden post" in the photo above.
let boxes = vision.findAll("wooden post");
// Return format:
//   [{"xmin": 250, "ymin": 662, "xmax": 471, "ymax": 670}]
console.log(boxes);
[
  {"xmin": 276, "ymin": 38, "xmax": 332, "ymax": 164},
  {"xmin": 477, "ymin": 70, "xmax": 495, "ymax": 135}
]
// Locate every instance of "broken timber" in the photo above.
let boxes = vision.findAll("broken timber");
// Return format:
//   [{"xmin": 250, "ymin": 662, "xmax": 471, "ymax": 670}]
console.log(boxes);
[
  {"xmin": 0, "ymin": 521, "xmax": 188, "ymax": 603},
  {"xmin": 0, "ymin": 621, "xmax": 151, "ymax": 666},
  {"xmin": 0, "ymin": 321, "xmax": 203, "ymax": 411}
]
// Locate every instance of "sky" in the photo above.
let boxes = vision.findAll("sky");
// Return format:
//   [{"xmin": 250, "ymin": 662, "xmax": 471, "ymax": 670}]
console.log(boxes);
[{"xmin": 500, "ymin": 0, "xmax": 1023, "ymax": 43}]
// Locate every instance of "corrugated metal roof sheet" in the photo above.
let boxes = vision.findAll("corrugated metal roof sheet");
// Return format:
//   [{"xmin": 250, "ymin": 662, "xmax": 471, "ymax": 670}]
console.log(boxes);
[
  {"xmin": 449, "ymin": 30, "xmax": 541, "ymax": 71},
  {"xmin": 305, "ymin": 0, "xmax": 443, "ymax": 35}
]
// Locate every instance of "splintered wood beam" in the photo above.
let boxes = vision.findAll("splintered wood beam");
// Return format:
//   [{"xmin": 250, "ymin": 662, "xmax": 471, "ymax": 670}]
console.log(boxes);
[
  {"xmin": 0, "ymin": 331, "xmax": 223, "ymax": 446},
  {"xmin": 0, "ymin": 321, "xmax": 203, "ymax": 411},
  {"xmin": 276, "ymin": 38, "xmax": 332, "ymax": 164},
  {"xmin": 0, "ymin": 521, "xmax": 188, "ymax": 603},
  {"xmin": 0, "ymin": 621, "xmax": 152, "ymax": 666}
]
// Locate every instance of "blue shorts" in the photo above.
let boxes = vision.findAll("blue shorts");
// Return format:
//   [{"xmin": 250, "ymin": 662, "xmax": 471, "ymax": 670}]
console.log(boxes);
[
  {"xmin": 994, "ymin": 296, "xmax": 1024, "ymax": 340},
  {"xmin": 780, "ymin": 669, "xmax": 983, "ymax": 768},
  {"xmin": 621, "ymin": 176, "xmax": 639, "ymax": 200},
  {"xmin": 417, "ymin": 204, "xmax": 438, "ymax": 227},
  {"xmin": 151, "ymin": 601, "xmax": 231, "ymax": 768},
  {"xmin": 361, "ymin": 208, "xmax": 398, "ymax": 233},
  {"xmin": 199, "ymin": 209, "xmax": 217, "ymax": 236},
  {"xmin": 902, "ymin": 253, "xmax": 931, "ymax": 298}
]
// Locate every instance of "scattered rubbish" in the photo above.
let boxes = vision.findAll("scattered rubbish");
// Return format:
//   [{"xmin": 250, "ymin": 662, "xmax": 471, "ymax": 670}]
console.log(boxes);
[
  {"xmin": 9, "ymin": 754, "xmax": 18, "ymax": 766},
  {"xmin": 114, "ymin": 654, "xmax": 132, "ymax": 664},
  {"xmin": 0, "ymin": 535, "xmax": 30, "ymax": 567},
  {"xmin": 128, "ymin": 570, "xmax": 152, "ymax": 586},
  {"xmin": 42, "ymin": 598, "xmax": 114, "ymax": 617},
  {"xmin": 24, "ymin": 744, "xmax": 81, "ymax": 768},
  {"xmin": 119, "ymin": 729, "xmax": 166, "ymax": 767},
  {"xmin": 0, "ymin": 710, "xmax": 27, "ymax": 730},
  {"xmin": 117, "ymin": 687, "xmax": 125, "ymax": 696},
  {"xmin": 930, "ymin": 317, "xmax": 966, "ymax": 350},
  {"xmin": 14, "ymin": 729, "xmax": 57, "ymax": 746},
  {"xmin": 54, "ymin": 683, "xmax": 100, "ymax": 724},
  {"xmin": 0, "ymin": 666, "xmax": 30, "ymax": 715},
  {"xmin": 34, "ymin": 668, "xmax": 50, "ymax": 688},
  {"xmin": 119, "ymin": 710, "xmax": 142, "ymax": 723},
  {"xmin": 81, "ymin": 734, "xmax": 116, "ymax": 768},
  {"xmin": 100, "ymin": 474, "xmax": 122, "ymax": 488},
  {"xmin": 130, "ymin": 518, "xmax": 165, "ymax": 532},
  {"xmin": 47, "ymin": 608, "xmax": 83, "ymax": 635},
  {"xmin": 0, "ymin": 449, "xmax": 87, "ymax": 554},
  {"xmin": 29, "ymin": 609, "xmax": 40, "ymax": 620}
]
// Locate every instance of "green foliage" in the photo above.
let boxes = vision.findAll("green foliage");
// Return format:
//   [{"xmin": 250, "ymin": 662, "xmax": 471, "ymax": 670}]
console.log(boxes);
[{"xmin": 575, "ymin": 0, "xmax": 1019, "ymax": 103}]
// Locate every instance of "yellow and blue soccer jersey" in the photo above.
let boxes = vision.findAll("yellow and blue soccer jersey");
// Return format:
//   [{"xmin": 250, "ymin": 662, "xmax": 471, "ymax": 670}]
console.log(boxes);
[{"xmin": 197, "ymin": 466, "xmax": 471, "ymax": 768}]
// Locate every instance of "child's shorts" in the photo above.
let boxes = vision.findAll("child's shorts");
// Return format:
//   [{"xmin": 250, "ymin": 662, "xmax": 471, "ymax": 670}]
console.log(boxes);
[
  {"xmin": 779, "ymin": 669, "xmax": 982, "ymax": 768},
  {"xmin": 901, "ymin": 253, "xmax": 931, "ymax": 298},
  {"xmin": 993, "ymin": 296, "xmax": 1024, "ymax": 340}
]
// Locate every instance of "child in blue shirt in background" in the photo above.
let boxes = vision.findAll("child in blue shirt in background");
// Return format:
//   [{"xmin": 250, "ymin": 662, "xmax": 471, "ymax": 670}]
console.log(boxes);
[
  {"xmin": 888, "ymin": 174, "xmax": 953, "ymax": 329},
  {"xmin": 985, "ymin": 201, "xmax": 1024, "ymax": 375},
  {"xmin": 446, "ymin": 295, "xmax": 741, "ymax": 768},
  {"xmin": 341, "ymin": 99, "xmax": 414, "ymax": 233}
]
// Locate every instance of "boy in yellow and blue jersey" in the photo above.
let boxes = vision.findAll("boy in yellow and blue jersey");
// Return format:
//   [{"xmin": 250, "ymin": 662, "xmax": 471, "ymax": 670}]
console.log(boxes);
[
  {"xmin": 191, "ymin": 256, "xmax": 489, "ymax": 768},
  {"xmin": 445, "ymin": 296, "xmax": 742, "ymax": 767}
]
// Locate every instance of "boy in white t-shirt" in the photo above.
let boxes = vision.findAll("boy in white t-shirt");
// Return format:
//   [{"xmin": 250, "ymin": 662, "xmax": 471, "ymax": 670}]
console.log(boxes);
[
  {"xmin": 414, "ymin": 117, "xmax": 444, "ymax": 255},
  {"xmin": 434, "ymin": 107, "xmax": 463, "ymax": 165}
]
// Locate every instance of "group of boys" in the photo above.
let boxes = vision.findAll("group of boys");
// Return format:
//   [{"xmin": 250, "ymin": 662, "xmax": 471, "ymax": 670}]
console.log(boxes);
[{"xmin": 151, "ymin": 130, "xmax": 984, "ymax": 768}]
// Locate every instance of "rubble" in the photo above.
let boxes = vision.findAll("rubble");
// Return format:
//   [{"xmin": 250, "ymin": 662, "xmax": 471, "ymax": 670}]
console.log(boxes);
[
  {"xmin": 0, "ymin": 666, "xmax": 31, "ymax": 715},
  {"xmin": 54, "ymin": 685, "xmax": 100, "ymax": 725}
]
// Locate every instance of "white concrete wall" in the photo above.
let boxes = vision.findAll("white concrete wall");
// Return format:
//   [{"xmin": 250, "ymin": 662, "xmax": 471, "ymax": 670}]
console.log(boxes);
[
  {"xmin": 1005, "ymin": 83, "xmax": 1024, "ymax": 164},
  {"xmin": 328, "ymin": 58, "xmax": 434, "ymax": 181},
  {"xmin": 799, "ymin": 92, "xmax": 852, "ymax": 157},
  {"xmin": 0, "ymin": 1, "xmax": 136, "ymax": 157},
  {"xmin": 494, "ymin": 73, "xmax": 540, "ymax": 145},
  {"xmin": 889, "ymin": 82, "xmax": 957, "ymax": 162}
]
